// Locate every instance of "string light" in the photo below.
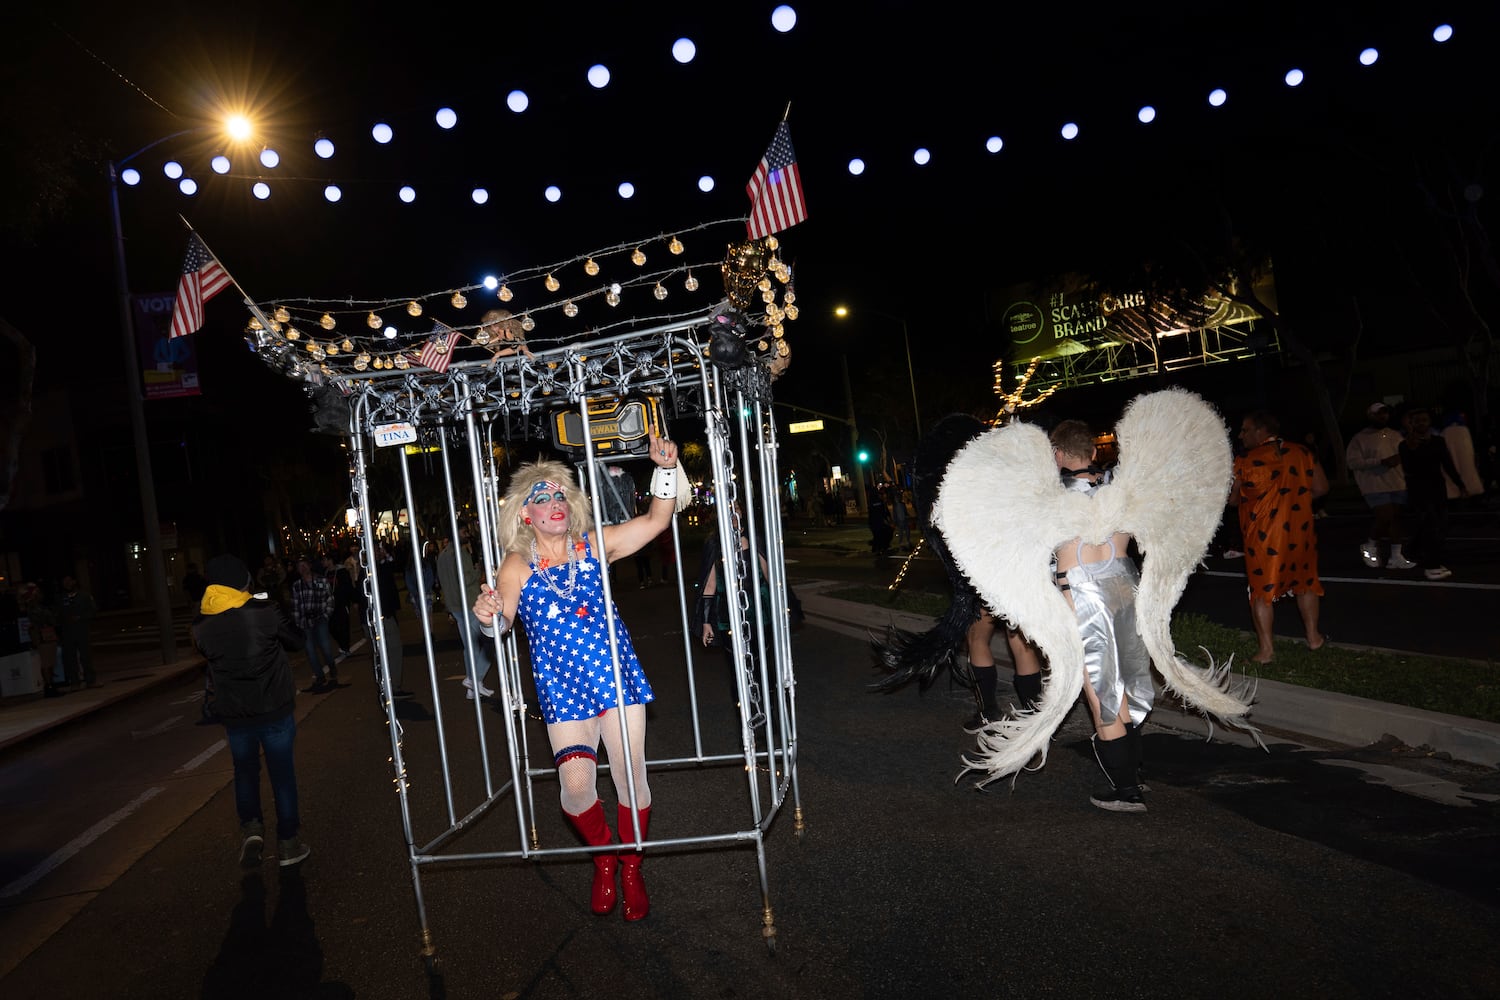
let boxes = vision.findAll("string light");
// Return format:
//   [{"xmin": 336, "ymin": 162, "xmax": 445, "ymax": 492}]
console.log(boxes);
[
  {"xmin": 451, "ymin": 291, "xmax": 467, "ymax": 308},
  {"xmin": 320, "ymin": 314, "xmax": 336, "ymax": 330}
]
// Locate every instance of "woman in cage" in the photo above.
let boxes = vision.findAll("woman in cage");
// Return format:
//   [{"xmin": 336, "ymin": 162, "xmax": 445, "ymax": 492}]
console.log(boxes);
[{"xmin": 472, "ymin": 432, "xmax": 683, "ymax": 922}]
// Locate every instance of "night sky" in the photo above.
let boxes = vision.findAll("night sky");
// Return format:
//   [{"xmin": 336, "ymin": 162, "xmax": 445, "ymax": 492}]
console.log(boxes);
[{"xmin": 4, "ymin": 1, "xmax": 1497, "ymax": 444}]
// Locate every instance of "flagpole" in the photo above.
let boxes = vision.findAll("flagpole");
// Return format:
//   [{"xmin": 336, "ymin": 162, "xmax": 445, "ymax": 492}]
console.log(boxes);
[{"xmin": 110, "ymin": 159, "xmax": 177, "ymax": 664}]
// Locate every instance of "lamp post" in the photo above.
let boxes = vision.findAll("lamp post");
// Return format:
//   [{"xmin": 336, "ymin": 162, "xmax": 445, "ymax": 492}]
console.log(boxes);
[
  {"xmin": 109, "ymin": 120, "xmax": 248, "ymax": 664},
  {"xmin": 833, "ymin": 305, "xmax": 921, "ymax": 443}
]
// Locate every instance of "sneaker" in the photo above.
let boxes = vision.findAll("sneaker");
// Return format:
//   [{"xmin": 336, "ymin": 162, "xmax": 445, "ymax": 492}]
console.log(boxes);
[
  {"xmin": 1221, "ymin": 549, "xmax": 1243, "ymax": 560},
  {"xmin": 1089, "ymin": 785, "xmax": 1148, "ymax": 813},
  {"xmin": 278, "ymin": 837, "xmax": 311, "ymax": 868},
  {"xmin": 1359, "ymin": 542, "xmax": 1381, "ymax": 568},
  {"xmin": 1424, "ymin": 566, "xmax": 1453, "ymax": 580},
  {"xmin": 239, "ymin": 822, "xmax": 265, "ymax": 869},
  {"xmin": 301, "ymin": 680, "xmax": 331, "ymax": 694},
  {"xmin": 462, "ymin": 677, "xmax": 495, "ymax": 700},
  {"xmin": 1387, "ymin": 553, "xmax": 1418, "ymax": 570}
]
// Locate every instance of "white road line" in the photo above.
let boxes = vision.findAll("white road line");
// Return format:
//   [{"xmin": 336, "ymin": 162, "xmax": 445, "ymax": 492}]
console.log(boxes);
[
  {"xmin": 0, "ymin": 786, "xmax": 165, "ymax": 899},
  {"xmin": 1199, "ymin": 569, "xmax": 1500, "ymax": 590},
  {"xmin": 176, "ymin": 740, "xmax": 226, "ymax": 773}
]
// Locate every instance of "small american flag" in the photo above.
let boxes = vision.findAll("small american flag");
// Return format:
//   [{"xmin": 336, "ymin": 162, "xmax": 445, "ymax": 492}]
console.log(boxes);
[
  {"xmin": 745, "ymin": 121, "xmax": 807, "ymax": 240},
  {"xmin": 169, "ymin": 234, "xmax": 232, "ymax": 339},
  {"xmin": 410, "ymin": 322, "xmax": 460, "ymax": 373}
]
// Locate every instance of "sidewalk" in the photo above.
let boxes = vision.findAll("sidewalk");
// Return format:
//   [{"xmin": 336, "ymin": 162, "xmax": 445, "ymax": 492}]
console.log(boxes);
[{"xmin": 3, "ymin": 583, "xmax": 1498, "ymax": 770}]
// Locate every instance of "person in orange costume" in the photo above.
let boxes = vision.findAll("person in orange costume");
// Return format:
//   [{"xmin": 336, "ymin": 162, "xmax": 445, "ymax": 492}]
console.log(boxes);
[{"xmin": 1229, "ymin": 410, "xmax": 1329, "ymax": 663}]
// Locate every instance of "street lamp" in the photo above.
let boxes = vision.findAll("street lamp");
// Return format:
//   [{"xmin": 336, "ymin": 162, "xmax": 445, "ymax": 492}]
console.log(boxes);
[
  {"xmin": 109, "ymin": 117, "xmax": 250, "ymax": 664},
  {"xmin": 833, "ymin": 305, "xmax": 921, "ymax": 443}
]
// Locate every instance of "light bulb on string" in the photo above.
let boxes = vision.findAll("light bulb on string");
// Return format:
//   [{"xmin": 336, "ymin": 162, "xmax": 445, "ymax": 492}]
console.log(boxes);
[
  {"xmin": 785, "ymin": 304, "xmax": 799, "ymax": 320},
  {"xmin": 406, "ymin": 301, "xmax": 422, "ymax": 317},
  {"xmin": 762, "ymin": 288, "xmax": 777, "ymax": 304},
  {"xmin": 544, "ymin": 274, "xmax": 560, "ymax": 292},
  {"xmin": 584, "ymin": 258, "xmax": 600, "ymax": 276},
  {"xmin": 320, "ymin": 314, "xmax": 336, "ymax": 330},
  {"xmin": 341, "ymin": 338, "xmax": 354, "ymax": 353},
  {"xmin": 520, "ymin": 315, "xmax": 535, "ymax": 332},
  {"xmin": 684, "ymin": 273, "xmax": 699, "ymax": 292},
  {"xmin": 631, "ymin": 247, "xmax": 646, "ymax": 266},
  {"xmin": 326, "ymin": 341, "xmax": 339, "ymax": 356},
  {"xmin": 784, "ymin": 290, "xmax": 796, "ymax": 304},
  {"xmin": 367, "ymin": 312, "xmax": 381, "ymax": 329},
  {"xmin": 286, "ymin": 326, "xmax": 301, "ymax": 340},
  {"xmin": 451, "ymin": 291, "xmax": 467, "ymax": 309},
  {"xmin": 394, "ymin": 353, "xmax": 409, "ymax": 369},
  {"xmin": 498, "ymin": 285, "xmax": 513, "ymax": 302},
  {"xmin": 606, "ymin": 289, "xmax": 621, "ymax": 307},
  {"xmin": 273, "ymin": 306, "xmax": 290, "ymax": 323},
  {"xmin": 757, "ymin": 277, "xmax": 772, "ymax": 292},
  {"xmin": 354, "ymin": 353, "xmax": 370, "ymax": 371},
  {"xmin": 563, "ymin": 301, "xmax": 578, "ymax": 317},
  {"xmin": 669, "ymin": 237, "xmax": 684, "ymax": 254},
  {"xmin": 653, "ymin": 283, "xmax": 667, "ymax": 301},
  {"xmin": 766, "ymin": 236, "xmax": 779, "ymax": 250},
  {"xmin": 247, "ymin": 316, "xmax": 264, "ymax": 331},
  {"xmin": 473, "ymin": 324, "xmax": 490, "ymax": 346}
]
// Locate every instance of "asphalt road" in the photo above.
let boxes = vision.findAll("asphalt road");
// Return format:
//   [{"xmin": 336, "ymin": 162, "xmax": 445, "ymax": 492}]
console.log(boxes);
[{"xmin": 2, "ymin": 583, "xmax": 1498, "ymax": 999}]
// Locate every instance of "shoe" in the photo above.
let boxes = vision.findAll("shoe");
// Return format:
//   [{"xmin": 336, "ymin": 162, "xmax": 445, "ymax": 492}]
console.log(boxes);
[
  {"xmin": 301, "ymin": 680, "xmax": 330, "ymax": 694},
  {"xmin": 1359, "ymin": 541, "xmax": 1381, "ymax": 568},
  {"xmin": 239, "ymin": 821, "xmax": 265, "ymax": 869},
  {"xmin": 1090, "ymin": 785, "xmax": 1148, "ymax": 813},
  {"xmin": 278, "ymin": 836, "xmax": 311, "ymax": 867},
  {"xmin": 961, "ymin": 710, "xmax": 996, "ymax": 735},
  {"xmin": 1386, "ymin": 544, "xmax": 1417, "ymax": 570},
  {"xmin": 462, "ymin": 677, "xmax": 494, "ymax": 700},
  {"xmin": 335, "ymin": 651, "xmax": 349, "ymax": 663},
  {"xmin": 1424, "ymin": 566, "xmax": 1453, "ymax": 580},
  {"xmin": 1222, "ymin": 549, "xmax": 1243, "ymax": 559}
]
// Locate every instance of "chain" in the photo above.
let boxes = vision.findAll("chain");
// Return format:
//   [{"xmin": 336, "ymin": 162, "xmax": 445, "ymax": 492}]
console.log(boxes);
[{"xmin": 710, "ymin": 405, "xmax": 765, "ymax": 729}]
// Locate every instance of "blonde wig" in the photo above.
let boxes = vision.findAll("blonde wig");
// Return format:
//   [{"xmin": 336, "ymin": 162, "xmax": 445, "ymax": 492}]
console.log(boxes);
[{"xmin": 496, "ymin": 458, "xmax": 598, "ymax": 555}]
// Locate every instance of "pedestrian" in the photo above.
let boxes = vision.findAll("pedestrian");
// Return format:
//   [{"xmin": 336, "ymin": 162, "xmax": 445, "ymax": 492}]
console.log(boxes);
[
  {"xmin": 55, "ymin": 574, "xmax": 97, "ymax": 690},
  {"xmin": 1345, "ymin": 402, "xmax": 1417, "ymax": 570},
  {"xmin": 1230, "ymin": 410, "xmax": 1329, "ymax": 664},
  {"xmin": 192, "ymin": 554, "xmax": 311, "ymax": 869},
  {"xmin": 18, "ymin": 582, "xmax": 59, "ymax": 698},
  {"xmin": 1438, "ymin": 407, "xmax": 1486, "ymax": 507},
  {"xmin": 372, "ymin": 541, "xmax": 409, "ymax": 698},
  {"xmin": 1050, "ymin": 419, "xmax": 1154, "ymax": 812},
  {"xmin": 435, "ymin": 524, "xmax": 492, "ymax": 700},
  {"xmin": 867, "ymin": 488, "xmax": 894, "ymax": 558},
  {"xmin": 890, "ymin": 486, "xmax": 912, "ymax": 549},
  {"xmin": 1399, "ymin": 406, "xmax": 1467, "ymax": 580},
  {"xmin": 472, "ymin": 432, "xmax": 682, "ymax": 921},
  {"xmin": 290, "ymin": 558, "xmax": 340, "ymax": 691},
  {"xmin": 329, "ymin": 552, "xmax": 355, "ymax": 659}
]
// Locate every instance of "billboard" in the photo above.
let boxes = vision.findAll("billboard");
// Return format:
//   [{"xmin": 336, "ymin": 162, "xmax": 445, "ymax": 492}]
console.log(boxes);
[{"xmin": 133, "ymin": 292, "xmax": 201, "ymax": 399}]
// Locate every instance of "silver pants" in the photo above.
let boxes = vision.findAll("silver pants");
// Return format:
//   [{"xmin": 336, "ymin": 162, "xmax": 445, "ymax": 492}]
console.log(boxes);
[{"xmin": 1064, "ymin": 556, "xmax": 1153, "ymax": 726}]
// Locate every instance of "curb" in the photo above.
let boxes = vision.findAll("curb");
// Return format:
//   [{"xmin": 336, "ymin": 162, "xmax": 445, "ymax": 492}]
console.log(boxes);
[{"xmin": 798, "ymin": 586, "xmax": 1500, "ymax": 769}]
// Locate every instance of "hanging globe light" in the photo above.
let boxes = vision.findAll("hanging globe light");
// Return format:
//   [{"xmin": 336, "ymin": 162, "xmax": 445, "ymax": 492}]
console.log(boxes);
[
  {"xmin": 584, "ymin": 258, "xmax": 600, "ymax": 276},
  {"xmin": 653, "ymin": 283, "xmax": 667, "ymax": 301},
  {"xmin": 520, "ymin": 315, "xmax": 535, "ymax": 332},
  {"xmin": 544, "ymin": 273, "xmax": 560, "ymax": 292},
  {"xmin": 354, "ymin": 353, "xmax": 370, "ymax": 371},
  {"xmin": 451, "ymin": 291, "xmax": 467, "ymax": 309},
  {"xmin": 273, "ymin": 306, "xmax": 291, "ymax": 323},
  {"xmin": 498, "ymin": 285, "xmax": 513, "ymax": 302},
  {"xmin": 684, "ymin": 273, "xmax": 699, "ymax": 292},
  {"xmin": 341, "ymin": 338, "xmax": 354, "ymax": 352},
  {"xmin": 606, "ymin": 289, "xmax": 621, "ymax": 307},
  {"xmin": 406, "ymin": 300, "xmax": 422, "ymax": 317},
  {"xmin": 631, "ymin": 247, "xmax": 646, "ymax": 266},
  {"xmin": 319, "ymin": 313, "xmax": 336, "ymax": 330},
  {"xmin": 669, "ymin": 236, "xmax": 684, "ymax": 255},
  {"xmin": 286, "ymin": 326, "xmax": 301, "ymax": 340},
  {"xmin": 366, "ymin": 312, "xmax": 381, "ymax": 329}
]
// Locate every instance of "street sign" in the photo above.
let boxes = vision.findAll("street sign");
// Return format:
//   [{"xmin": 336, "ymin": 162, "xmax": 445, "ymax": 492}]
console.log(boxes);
[{"xmin": 788, "ymin": 419, "xmax": 824, "ymax": 433}]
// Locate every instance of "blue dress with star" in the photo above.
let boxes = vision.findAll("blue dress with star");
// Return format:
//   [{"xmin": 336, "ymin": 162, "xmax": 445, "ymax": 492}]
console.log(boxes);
[{"xmin": 517, "ymin": 532, "xmax": 655, "ymax": 724}]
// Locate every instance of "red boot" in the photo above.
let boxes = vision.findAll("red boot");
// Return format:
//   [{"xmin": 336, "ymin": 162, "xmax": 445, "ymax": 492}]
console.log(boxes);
[
  {"xmin": 563, "ymin": 800, "xmax": 618, "ymax": 915},
  {"xmin": 617, "ymin": 803, "xmax": 652, "ymax": 921}
]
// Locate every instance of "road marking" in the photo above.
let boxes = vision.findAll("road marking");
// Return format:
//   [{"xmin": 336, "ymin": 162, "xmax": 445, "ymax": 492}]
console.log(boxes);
[
  {"xmin": 0, "ymin": 786, "xmax": 165, "ymax": 899},
  {"xmin": 130, "ymin": 715, "xmax": 184, "ymax": 739},
  {"xmin": 1199, "ymin": 570, "xmax": 1500, "ymax": 591},
  {"xmin": 176, "ymin": 740, "xmax": 226, "ymax": 773}
]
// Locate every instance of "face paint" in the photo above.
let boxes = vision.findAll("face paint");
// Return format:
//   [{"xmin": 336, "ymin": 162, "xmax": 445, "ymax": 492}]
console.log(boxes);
[{"xmin": 524, "ymin": 481, "xmax": 568, "ymax": 506}]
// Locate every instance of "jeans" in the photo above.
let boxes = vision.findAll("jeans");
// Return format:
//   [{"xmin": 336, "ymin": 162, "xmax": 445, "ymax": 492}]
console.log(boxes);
[
  {"xmin": 454, "ymin": 614, "xmax": 493, "ymax": 687},
  {"xmin": 226, "ymin": 712, "xmax": 300, "ymax": 840},
  {"xmin": 302, "ymin": 618, "xmax": 338, "ymax": 681}
]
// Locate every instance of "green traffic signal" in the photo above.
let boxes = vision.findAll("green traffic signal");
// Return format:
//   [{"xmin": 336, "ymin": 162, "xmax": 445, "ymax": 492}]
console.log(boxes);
[{"xmin": 857, "ymin": 450, "xmax": 869, "ymax": 463}]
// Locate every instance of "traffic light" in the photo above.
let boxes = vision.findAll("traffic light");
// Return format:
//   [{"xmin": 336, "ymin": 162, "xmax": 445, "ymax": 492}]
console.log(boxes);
[{"xmin": 857, "ymin": 449, "xmax": 870, "ymax": 463}]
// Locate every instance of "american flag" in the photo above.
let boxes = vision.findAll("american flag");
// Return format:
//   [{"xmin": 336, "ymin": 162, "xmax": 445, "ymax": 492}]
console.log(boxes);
[
  {"xmin": 410, "ymin": 322, "xmax": 460, "ymax": 373},
  {"xmin": 745, "ymin": 121, "xmax": 807, "ymax": 240},
  {"xmin": 169, "ymin": 234, "xmax": 232, "ymax": 339}
]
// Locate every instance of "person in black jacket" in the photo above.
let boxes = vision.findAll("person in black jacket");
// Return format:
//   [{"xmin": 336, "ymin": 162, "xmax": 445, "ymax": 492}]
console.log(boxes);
[{"xmin": 193, "ymin": 554, "xmax": 312, "ymax": 869}]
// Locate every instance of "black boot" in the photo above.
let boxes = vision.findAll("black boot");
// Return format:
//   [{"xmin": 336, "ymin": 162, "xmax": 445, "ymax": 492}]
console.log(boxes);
[
  {"xmin": 1125, "ymin": 722, "xmax": 1149, "ymax": 793},
  {"xmin": 1013, "ymin": 671, "xmax": 1042, "ymax": 712},
  {"xmin": 963, "ymin": 665, "xmax": 998, "ymax": 733},
  {"xmin": 1090, "ymin": 735, "xmax": 1147, "ymax": 813}
]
